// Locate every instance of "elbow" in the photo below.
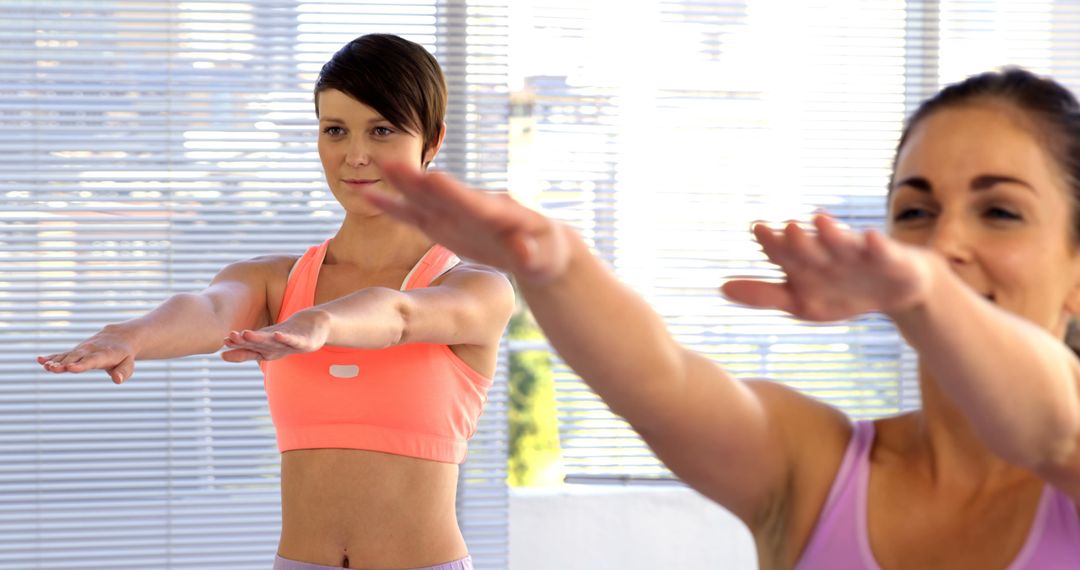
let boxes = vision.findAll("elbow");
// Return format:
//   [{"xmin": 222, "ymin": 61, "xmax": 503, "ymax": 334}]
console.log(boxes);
[
  {"xmin": 1003, "ymin": 357, "xmax": 1080, "ymax": 470},
  {"xmin": 1036, "ymin": 405, "xmax": 1080, "ymax": 470},
  {"xmin": 178, "ymin": 292, "xmax": 232, "ymax": 354},
  {"xmin": 380, "ymin": 289, "xmax": 411, "ymax": 347},
  {"xmin": 1017, "ymin": 397, "xmax": 1080, "ymax": 471},
  {"xmin": 1044, "ymin": 436, "xmax": 1079, "ymax": 470},
  {"xmin": 1041, "ymin": 366, "xmax": 1080, "ymax": 468}
]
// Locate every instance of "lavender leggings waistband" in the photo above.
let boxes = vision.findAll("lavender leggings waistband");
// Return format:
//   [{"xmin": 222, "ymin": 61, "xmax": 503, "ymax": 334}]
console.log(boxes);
[{"xmin": 272, "ymin": 554, "xmax": 473, "ymax": 570}]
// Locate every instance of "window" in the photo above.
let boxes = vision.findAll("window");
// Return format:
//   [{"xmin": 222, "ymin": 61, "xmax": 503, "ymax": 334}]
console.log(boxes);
[
  {"xmin": 506, "ymin": 0, "xmax": 1080, "ymax": 482},
  {"xmin": 0, "ymin": 1, "xmax": 509, "ymax": 567}
]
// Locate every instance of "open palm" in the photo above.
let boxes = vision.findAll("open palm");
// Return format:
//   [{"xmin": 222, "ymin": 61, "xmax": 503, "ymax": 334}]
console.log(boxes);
[
  {"xmin": 221, "ymin": 310, "xmax": 330, "ymax": 362},
  {"xmin": 722, "ymin": 215, "xmax": 933, "ymax": 322},
  {"xmin": 367, "ymin": 163, "xmax": 572, "ymax": 284},
  {"xmin": 36, "ymin": 329, "xmax": 136, "ymax": 384}
]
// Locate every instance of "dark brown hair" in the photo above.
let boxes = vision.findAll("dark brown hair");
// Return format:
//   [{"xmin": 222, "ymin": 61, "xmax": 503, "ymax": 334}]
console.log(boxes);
[{"xmin": 314, "ymin": 34, "xmax": 447, "ymax": 167}]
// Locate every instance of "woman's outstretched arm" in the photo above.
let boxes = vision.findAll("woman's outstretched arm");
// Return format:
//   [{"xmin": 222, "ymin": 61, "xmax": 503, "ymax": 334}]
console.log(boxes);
[
  {"xmin": 891, "ymin": 252, "xmax": 1080, "ymax": 494},
  {"xmin": 37, "ymin": 257, "xmax": 277, "ymax": 383},
  {"xmin": 725, "ymin": 215, "xmax": 1080, "ymax": 498},
  {"xmin": 218, "ymin": 264, "xmax": 513, "ymax": 363},
  {"xmin": 360, "ymin": 163, "xmax": 850, "ymax": 527}
]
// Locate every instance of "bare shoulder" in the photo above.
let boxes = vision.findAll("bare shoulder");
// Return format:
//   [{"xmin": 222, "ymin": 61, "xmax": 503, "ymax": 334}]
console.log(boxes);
[
  {"xmin": 741, "ymin": 379, "xmax": 853, "ymax": 564},
  {"xmin": 743, "ymin": 379, "xmax": 851, "ymax": 441},
  {"xmin": 225, "ymin": 254, "xmax": 299, "ymax": 275},
  {"xmin": 212, "ymin": 254, "xmax": 299, "ymax": 286},
  {"xmin": 440, "ymin": 261, "xmax": 511, "ymax": 282},
  {"xmin": 745, "ymin": 380, "xmax": 852, "ymax": 490},
  {"xmin": 428, "ymin": 263, "xmax": 514, "ymax": 349},
  {"xmin": 207, "ymin": 254, "xmax": 302, "ymax": 324},
  {"xmin": 433, "ymin": 262, "xmax": 514, "ymax": 300}
]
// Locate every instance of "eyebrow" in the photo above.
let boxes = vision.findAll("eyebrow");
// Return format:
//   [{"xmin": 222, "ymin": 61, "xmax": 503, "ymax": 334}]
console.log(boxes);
[
  {"xmin": 317, "ymin": 115, "xmax": 391, "ymax": 125},
  {"xmin": 893, "ymin": 174, "xmax": 1037, "ymax": 194}
]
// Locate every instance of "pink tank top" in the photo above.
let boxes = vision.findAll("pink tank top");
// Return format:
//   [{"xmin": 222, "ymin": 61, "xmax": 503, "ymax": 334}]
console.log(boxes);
[
  {"xmin": 795, "ymin": 420, "xmax": 1080, "ymax": 569},
  {"xmin": 259, "ymin": 240, "xmax": 493, "ymax": 464}
]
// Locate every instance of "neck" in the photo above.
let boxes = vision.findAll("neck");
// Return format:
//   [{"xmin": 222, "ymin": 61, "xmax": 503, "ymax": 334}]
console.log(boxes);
[
  {"xmin": 326, "ymin": 213, "xmax": 433, "ymax": 272},
  {"xmin": 909, "ymin": 366, "xmax": 1032, "ymax": 490}
]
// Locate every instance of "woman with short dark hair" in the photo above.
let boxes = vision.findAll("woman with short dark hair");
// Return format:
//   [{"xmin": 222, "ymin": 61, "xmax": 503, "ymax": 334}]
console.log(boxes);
[{"xmin": 39, "ymin": 34, "xmax": 512, "ymax": 570}]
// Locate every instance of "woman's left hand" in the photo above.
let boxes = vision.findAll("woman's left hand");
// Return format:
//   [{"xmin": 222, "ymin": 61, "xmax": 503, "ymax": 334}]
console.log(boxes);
[
  {"xmin": 721, "ymin": 214, "xmax": 934, "ymax": 322},
  {"xmin": 220, "ymin": 310, "xmax": 331, "ymax": 362}
]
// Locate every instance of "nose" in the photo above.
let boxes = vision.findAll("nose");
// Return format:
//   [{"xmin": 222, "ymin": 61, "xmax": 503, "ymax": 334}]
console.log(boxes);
[
  {"xmin": 927, "ymin": 211, "xmax": 972, "ymax": 266},
  {"xmin": 345, "ymin": 138, "xmax": 371, "ymax": 168}
]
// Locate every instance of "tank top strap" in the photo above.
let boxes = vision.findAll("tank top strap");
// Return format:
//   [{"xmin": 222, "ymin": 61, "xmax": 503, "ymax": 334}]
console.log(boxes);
[
  {"xmin": 1049, "ymin": 486, "xmax": 1080, "ymax": 537},
  {"xmin": 794, "ymin": 419, "xmax": 879, "ymax": 570},
  {"xmin": 1007, "ymin": 484, "xmax": 1080, "ymax": 568},
  {"xmin": 818, "ymin": 419, "xmax": 875, "ymax": 518},
  {"xmin": 400, "ymin": 244, "xmax": 461, "ymax": 291},
  {"xmin": 276, "ymin": 239, "xmax": 330, "ymax": 323}
]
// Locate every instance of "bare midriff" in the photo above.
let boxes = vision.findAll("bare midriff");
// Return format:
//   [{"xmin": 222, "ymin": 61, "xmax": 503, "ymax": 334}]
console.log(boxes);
[{"xmin": 276, "ymin": 448, "xmax": 467, "ymax": 569}]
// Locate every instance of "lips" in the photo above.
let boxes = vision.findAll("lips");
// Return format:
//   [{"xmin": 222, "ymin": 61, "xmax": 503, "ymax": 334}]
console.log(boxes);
[{"xmin": 343, "ymin": 178, "xmax": 379, "ymax": 186}]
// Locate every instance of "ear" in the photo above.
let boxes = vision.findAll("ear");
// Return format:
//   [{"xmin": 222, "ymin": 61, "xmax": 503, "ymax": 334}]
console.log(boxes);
[{"xmin": 422, "ymin": 122, "xmax": 447, "ymax": 167}]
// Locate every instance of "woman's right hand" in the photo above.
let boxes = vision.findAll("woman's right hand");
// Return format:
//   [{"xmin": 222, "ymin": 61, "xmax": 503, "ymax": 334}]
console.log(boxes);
[
  {"xmin": 36, "ymin": 325, "xmax": 137, "ymax": 384},
  {"xmin": 367, "ymin": 162, "xmax": 572, "ymax": 284}
]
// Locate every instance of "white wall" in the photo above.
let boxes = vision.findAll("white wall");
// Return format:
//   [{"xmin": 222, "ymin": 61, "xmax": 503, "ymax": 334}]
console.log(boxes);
[{"xmin": 509, "ymin": 485, "xmax": 757, "ymax": 569}]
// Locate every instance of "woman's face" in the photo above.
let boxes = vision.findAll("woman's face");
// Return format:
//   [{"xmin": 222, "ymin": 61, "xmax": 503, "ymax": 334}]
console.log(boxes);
[
  {"xmin": 316, "ymin": 88, "xmax": 440, "ymax": 215},
  {"xmin": 889, "ymin": 102, "xmax": 1080, "ymax": 337}
]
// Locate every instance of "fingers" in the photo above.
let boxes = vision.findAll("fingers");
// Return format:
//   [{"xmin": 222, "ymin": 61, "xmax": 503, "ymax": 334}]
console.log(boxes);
[
  {"xmin": 507, "ymin": 230, "xmax": 559, "ymax": 284},
  {"xmin": 783, "ymin": 222, "xmax": 830, "ymax": 267},
  {"xmin": 241, "ymin": 329, "xmax": 303, "ymax": 351},
  {"xmin": 223, "ymin": 329, "xmax": 304, "ymax": 361},
  {"xmin": 224, "ymin": 332, "xmax": 258, "ymax": 352},
  {"xmin": 379, "ymin": 162, "xmax": 460, "ymax": 215},
  {"xmin": 241, "ymin": 329, "xmax": 274, "ymax": 343},
  {"xmin": 863, "ymin": 229, "xmax": 908, "ymax": 275},
  {"xmin": 52, "ymin": 350, "xmax": 88, "ymax": 368},
  {"xmin": 222, "ymin": 331, "xmax": 271, "ymax": 361},
  {"xmin": 361, "ymin": 189, "xmax": 427, "ymax": 226},
  {"xmin": 720, "ymin": 279, "xmax": 795, "ymax": 313},
  {"xmin": 224, "ymin": 329, "xmax": 275, "ymax": 347},
  {"xmin": 40, "ymin": 358, "xmax": 69, "ymax": 372},
  {"xmin": 379, "ymin": 161, "xmax": 423, "ymax": 195},
  {"xmin": 38, "ymin": 354, "xmax": 65, "ymax": 371},
  {"xmin": 270, "ymin": 330, "xmax": 306, "ymax": 350},
  {"xmin": 380, "ymin": 162, "xmax": 530, "ymax": 231},
  {"xmin": 381, "ymin": 162, "xmax": 471, "ymax": 205},
  {"xmin": 864, "ymin": 228, "xmax": 893, "ymax": 262},
  {"xmin": 751, "ymin": 222, "xmax": 783, "ymax": 255},
  {"xmin": 65, "ymin": 350, "xmax": 128, "ymax": 372},
  {"xmin": 754, "ymin": 215, "xmax": 869, "ymax": 271},
  {"xmin": 38, "ymin": 348, "xmax": 134, "ymax": 384},
  {"xmin": 506, "ymin": 230, "xmax": 538, "ymax": 269},
  {"xmin": 107, "ymin": 355, "xmax": 135, "ymax": 384},
  {"xmin": 221, "ymin": 348, "xmax": 262, "ymax": 363},
  {"xmin": 752, "ymin": 222, "xmax": 798, "ymax": 268},
  {"xmin": 39, "ymin": 349, "xmax": 112, "ymax": 373},
  {"xmin": 813, "ymin": 214, "xmax": 864, "ymax": 262}
]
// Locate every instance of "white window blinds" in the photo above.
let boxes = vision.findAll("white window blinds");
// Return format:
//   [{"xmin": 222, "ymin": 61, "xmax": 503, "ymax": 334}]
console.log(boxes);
[
  {"xmin": 506, "ymin": 0, "xmax": 1080, "ymax": 482},
  {"xmin": 0, "ymin": 1, "xmax": 509, "ymax": 568}
]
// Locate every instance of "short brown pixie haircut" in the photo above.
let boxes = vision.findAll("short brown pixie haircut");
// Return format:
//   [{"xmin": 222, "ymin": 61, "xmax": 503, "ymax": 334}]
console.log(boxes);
[{"xmin": 314, "ymin": 34, "xmax": 448, "ymax": 167}]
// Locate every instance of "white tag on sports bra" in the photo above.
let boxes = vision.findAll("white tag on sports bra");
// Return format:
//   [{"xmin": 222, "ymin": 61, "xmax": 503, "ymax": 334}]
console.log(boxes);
[{"xmin": 329, "ymin": 364, "xmax": 360, "ymax": 379}]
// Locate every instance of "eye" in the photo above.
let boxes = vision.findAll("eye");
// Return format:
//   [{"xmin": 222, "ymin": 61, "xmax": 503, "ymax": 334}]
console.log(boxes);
[
  {"xmin": 985, "ymin": 206, "xmax": 1022, "ymax": 221},
  {"xmin": 892, "ymin": 207, "xmax": 932, "ymax": 222},
  {"xmin": 322, "ymin": 126, "xmax": 345, "ymax": 137},
  {"xmin": 373, "ymin": 126, "xmax": 394, "ymax": 137}
]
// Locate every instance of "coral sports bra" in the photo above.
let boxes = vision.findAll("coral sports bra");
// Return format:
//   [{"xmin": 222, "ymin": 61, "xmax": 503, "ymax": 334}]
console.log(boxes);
[{"xmin": 259, "ymin": 239, "xmax": 493, "ymax": 464}]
